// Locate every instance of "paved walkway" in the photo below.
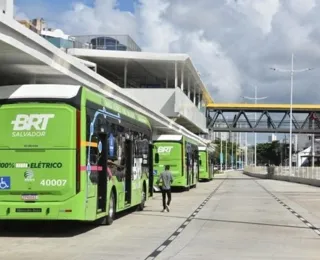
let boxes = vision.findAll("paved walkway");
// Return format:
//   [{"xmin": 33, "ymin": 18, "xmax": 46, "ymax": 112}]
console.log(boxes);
[{"xmin": 0, "ymin": 171, "xmax": 319, "ymax": 259}]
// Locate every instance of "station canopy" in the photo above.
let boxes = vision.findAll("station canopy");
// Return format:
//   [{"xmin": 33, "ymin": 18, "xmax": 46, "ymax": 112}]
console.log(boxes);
[
  {"xmin": 0, "ymin": 18, "xmax": 211, "ymax": 146},
  {"xmin": 67, "ymin": 40, "xmax": 214, "ymax": 105}
]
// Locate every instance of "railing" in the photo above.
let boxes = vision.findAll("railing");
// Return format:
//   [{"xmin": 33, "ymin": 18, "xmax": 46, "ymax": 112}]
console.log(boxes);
[
  {"xmin": 244, "ymin": 166, "xmax": 320, "ymax": 187},
  {"xmin": 245, "ymin": 166, "xmax": 320, "ymax": 179},
  {"xmin": 68, "ymin": 35, "xmax": 142, "ymax": 52}
]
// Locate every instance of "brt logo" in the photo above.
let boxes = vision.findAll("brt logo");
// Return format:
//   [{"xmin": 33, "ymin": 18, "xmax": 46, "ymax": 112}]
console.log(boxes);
[
  {"xmin": 11, "ymin": 114, "xmax": 55, "ymax": 137},
  {"xmin": 157, "ymin": 146, "xmax": 173, "ymax": 153}
]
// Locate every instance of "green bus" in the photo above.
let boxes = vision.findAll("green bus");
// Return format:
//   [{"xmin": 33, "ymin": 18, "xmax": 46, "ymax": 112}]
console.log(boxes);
[
  {"xmin": 153, "ymin": 134, "xmax": 200, "ymax": 190},
  {"xmin": 198, "ymin": 146, "xmax": 215, "ymax": 181},
  {"xmin": 0, "ymin": 84, "xmax": 154, "ymax": 225}
]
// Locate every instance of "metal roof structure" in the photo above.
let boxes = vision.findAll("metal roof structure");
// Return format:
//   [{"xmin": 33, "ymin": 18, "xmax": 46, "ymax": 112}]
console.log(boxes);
[{"xmin": 0, "ymin": 13, "xmax": 210, "ymax": 146}]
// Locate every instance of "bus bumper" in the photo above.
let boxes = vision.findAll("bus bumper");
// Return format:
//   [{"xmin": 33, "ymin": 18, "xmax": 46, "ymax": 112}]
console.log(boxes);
[{"xmin": 0, "ymin": 194, "xmax": 85, "ymax": 221}]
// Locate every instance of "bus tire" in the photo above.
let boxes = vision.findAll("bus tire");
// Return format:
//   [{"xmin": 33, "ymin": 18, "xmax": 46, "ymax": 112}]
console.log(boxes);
[
  {"xmin": 106, "ymin": 190, "xmax": 116, "ymax": 225},
  {"xmin": 137, "ymin": 183, "xmax": 146, "ymax": 211}
]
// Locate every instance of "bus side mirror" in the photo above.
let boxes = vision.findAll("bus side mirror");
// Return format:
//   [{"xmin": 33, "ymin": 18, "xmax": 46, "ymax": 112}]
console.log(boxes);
[{"xmin": 155, "ymin": 153, "xmax": 159, "ymax": 164}]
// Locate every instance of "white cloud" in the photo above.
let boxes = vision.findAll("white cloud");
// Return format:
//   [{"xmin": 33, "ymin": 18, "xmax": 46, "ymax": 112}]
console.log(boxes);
[
  {"xmin": 15, "ymin": 0, "xmax": 320, "ymax": 104},
  {"xmin": 60, "ymin": 0, "xmax": 137, "ymax": 38},
  {"xmin": 14, "ymin": 5, "xmax": 29, "ymax": 20}
]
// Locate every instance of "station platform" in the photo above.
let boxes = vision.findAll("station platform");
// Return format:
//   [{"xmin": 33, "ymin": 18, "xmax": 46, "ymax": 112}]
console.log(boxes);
[{"xmin": 1, "ymin": 171, "xmax": 319, "ymax": 260}]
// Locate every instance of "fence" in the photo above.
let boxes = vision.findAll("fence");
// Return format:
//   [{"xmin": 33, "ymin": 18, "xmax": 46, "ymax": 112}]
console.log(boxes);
[{"xmin": 244, "ymin": 166, "xmax": 320, "ymax": 187}]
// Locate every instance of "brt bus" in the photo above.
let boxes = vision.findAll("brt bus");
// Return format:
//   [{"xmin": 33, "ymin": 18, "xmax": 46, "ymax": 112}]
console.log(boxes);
[
  {"xmin": 0, "ymin": 84, "xmax": 154, "ymax": 225},
  {"xmin": 153, "ymin": 135, "xmax": 200, "ymax": 190},
  {"xmin": 198, "ymin": 146, "xmax": 215, "ymax": 181}
]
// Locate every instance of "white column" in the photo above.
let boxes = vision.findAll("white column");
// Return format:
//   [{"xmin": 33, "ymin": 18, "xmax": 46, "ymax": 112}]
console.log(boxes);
[
  {"xmin": 193, "ymin": 86, "xmax": 196, "ymax": 104},
  {"xmin": 180, "ymin": 64, "xmax": 184, "ymax": 91},
  {"xmin": 198, "ymin": 93, "xmax": 202, "ymax": 109},
  {"xmin": 30, "ymin": 75, "xmax": 37, "ymax": 84},
  {"xmin": 312, "ymin": 119, "xmax": 315, "ymax": 167},
  {"xmin": 187, "ymin": 76, "xmax": 191, "ymax": 98},
  {"xmin": 124, "ymin": 61, "xmax": 128, "ymax": 88},
  {"xmin": 165, "ymin": 69, "xmax": 168, "ymax": 88},
  {"xmin": 0, "ymin": 0, "xmax": 13, "ymax": 16},
  {"xmin": 245, "ymin": 132, "xmax": 248, "ymax": 167},
  {"xmin": 175, "ymin": 61, "xmax": 178, "ymax": 88}
]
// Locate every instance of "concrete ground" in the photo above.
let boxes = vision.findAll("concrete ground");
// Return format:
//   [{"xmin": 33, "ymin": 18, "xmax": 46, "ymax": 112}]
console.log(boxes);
[{"xmin": 0, "ymin": 171, "xmax": 319, "ymax": 260}]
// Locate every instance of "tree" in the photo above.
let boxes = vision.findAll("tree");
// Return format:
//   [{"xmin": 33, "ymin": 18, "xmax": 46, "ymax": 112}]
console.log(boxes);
[{"xmin": 256, "ymin": 141, "xmax": 282, "ymax": 165}]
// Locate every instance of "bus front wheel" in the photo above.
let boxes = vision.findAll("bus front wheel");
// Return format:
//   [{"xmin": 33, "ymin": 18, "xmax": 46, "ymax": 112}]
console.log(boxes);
[
  {"xmin": 137, "ymin": 185, "xmax": 146, "ymax": 211},
  {"xmin": 95, "ymin": 191, "xmax": 116, "ymax": 226},
  {"xmin": 106, "ymin": 191, "xmax": 116, "ymax": 225}
]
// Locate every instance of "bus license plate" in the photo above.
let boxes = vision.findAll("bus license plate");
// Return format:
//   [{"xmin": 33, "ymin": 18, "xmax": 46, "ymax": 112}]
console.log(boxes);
[{"xmin": 21, "ymin": 194, "xmax": 38, "ymax": 201}]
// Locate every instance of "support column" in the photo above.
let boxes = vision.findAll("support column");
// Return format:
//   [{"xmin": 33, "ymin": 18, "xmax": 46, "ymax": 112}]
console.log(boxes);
[
  {"xmin": 30, "ymin": 75, "xmax": 37, "ymax": 84},
  {"xmin": 198, "ymin": 93, "xmax": 202, "ymax": 109},
  {"xmin": 165, "ymin": 69, "xmax": 168, "ymax": 88},
  {"xmin": 174, "ymin": 61, "xmax": 178, "ymax": 88},
  {"xmin": 124, "ymin": 60, "xmax": 128, "ymax": 88},
  {"xmin": 187, "ymin": 76, "xmax": 191, "ymax": 98},
  {"xmin": 193, "ymin": 86, "xmax": 196, "ymax": 104},
  {"xmin": 1, "ymin": 0, "xmax": 13, "ymax": 17},
  {"xmin": 180, "ymin": 63, "xmax": 184, "ymax": 91}
]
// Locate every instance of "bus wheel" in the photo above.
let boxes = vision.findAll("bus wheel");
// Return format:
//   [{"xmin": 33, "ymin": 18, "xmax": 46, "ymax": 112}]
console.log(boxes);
[
  {"xmin": 106, "ymin": 191, "xmax": 116, "ymax": 225},
  {"xmin": 95, "ymin": 191, "xmax": 115, "ymax": 225},
  {"xmin": 137, "ymin": 186, "xmax": 146, "ymax": 211}
]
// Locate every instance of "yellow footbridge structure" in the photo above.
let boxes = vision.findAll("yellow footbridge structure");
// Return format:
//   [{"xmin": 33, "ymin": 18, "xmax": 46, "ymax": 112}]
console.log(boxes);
[{"xmin": 206, "ymin": 103, "xmax": 320, "ymax": 134}]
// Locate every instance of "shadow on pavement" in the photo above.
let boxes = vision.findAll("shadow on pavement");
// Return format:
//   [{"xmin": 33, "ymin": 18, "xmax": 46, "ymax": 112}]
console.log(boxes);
[
  {"xmin": 0, "ymin": 205, "xmax": 143, "ymax": 238},
  {"xmin": 0, "ymin": 220, "xmax": 98, "ymax": 238}
]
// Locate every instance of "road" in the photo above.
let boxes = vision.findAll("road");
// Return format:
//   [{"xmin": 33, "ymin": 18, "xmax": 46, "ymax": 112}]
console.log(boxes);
[{"xmin": 0, "ymin": 171, "xmax": 319, "ymax": 260}]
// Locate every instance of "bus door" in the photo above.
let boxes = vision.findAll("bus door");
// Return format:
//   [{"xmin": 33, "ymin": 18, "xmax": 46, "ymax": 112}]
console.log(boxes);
[
  {"xmin": 196, "ymin": 151, "xmax": 200, "ymax": 181},
  {"xmin": 186, "ymin": 153, "xmax": 190, "ymax": 186},
  {"xmin": 148, "ymin": 144, "xmax": 154, "ymax": 197},
  {"xmin": 97, "ymin": 132, "xmax": 107, "ymax": 213},
  {"xmin": 125, "ymin": 139, "xmax": 132, "ymax": 204},
  {"xmin": 191, "ymin": 153, "xmax": 195, "ymax": 184}
]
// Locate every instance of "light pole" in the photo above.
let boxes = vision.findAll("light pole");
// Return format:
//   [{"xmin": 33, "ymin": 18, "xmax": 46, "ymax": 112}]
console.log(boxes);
[
  {"xmin": 231, "ymin": 132, "xmax": 234, "ymax": 169},
  {"xmin": 270, "ymin": 53, "xmax": 314, "ymax": 173},
  {"xmin": 242, "ymin": 86, "xmax": 268, "ymax": 167},
  {"xmin": 225, "ymin": 134, "xmax": 228, "ymax": 169},
  {"xmin": 220, "ymin": 130, "xmax": 223, "ymax": 172}
]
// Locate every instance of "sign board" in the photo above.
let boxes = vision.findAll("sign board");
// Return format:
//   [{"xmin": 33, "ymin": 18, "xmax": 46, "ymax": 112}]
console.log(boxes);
[
  {"xmin": 220, "ymin": 152, "xmax": 224, "ymax": 163},
  {"xmin": 292, "ymin": 154, "xmax": 297, "ymax": 163}
]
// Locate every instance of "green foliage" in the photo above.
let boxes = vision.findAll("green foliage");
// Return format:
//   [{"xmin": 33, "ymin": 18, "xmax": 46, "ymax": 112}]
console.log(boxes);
[{"xmin": 256, "ymin": 140, "xmax": 288, "ymax": 165}]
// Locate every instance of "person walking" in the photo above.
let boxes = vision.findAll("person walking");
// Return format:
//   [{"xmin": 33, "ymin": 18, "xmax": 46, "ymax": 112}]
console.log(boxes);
[{"xmin": 156, "ymin": 165, "xmax": 173, "ymax": 212}]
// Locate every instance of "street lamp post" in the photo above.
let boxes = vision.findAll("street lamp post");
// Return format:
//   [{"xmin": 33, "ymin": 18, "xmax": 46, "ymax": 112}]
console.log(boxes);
[
  {"xmin": 231, "ymin": 132, "xmax": 234, "ymax": 169},
  {"xmin": 270, "ymin": 53, "xmax": 313, "ymax": 174},
  {"xmin": 220, "ymin": 130, "xmax": 223, "ymax": 172},
  {"xmin": 242, "ymin": 86, "xmax": 268, "ymax": 167}
]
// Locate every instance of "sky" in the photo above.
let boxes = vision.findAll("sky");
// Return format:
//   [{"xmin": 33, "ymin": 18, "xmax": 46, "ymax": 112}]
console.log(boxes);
[{"xmin": 14, "ymin": 0, "xmax": 320, "ymax": 144}]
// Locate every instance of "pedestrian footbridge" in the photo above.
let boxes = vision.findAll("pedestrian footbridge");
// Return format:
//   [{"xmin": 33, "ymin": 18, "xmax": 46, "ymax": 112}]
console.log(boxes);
[{"xmin": 206, "ymin": 103, "xmax": 320, "ymax": 133}]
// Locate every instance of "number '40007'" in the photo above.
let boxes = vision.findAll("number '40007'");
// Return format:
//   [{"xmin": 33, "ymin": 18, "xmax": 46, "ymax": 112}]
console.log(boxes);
[{"xmin": 40, "ymin": 179, "xmax": 67, "ymax": 186}]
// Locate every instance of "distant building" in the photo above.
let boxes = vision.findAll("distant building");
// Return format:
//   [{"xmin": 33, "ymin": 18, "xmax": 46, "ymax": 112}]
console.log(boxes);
[
  {"xmin": 268, "ymin": 134, "xmax": 277, "ymax": 142},
  {"xmin": 18, "ymin": 18, "xmax": 45, "ymax": 34}
]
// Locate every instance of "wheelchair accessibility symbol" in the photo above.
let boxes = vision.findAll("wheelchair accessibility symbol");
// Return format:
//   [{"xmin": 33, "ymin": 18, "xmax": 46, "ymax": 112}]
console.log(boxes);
[{"xmin": 0, "ymin": 177, "xmax": 10, "ymax": 190}]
